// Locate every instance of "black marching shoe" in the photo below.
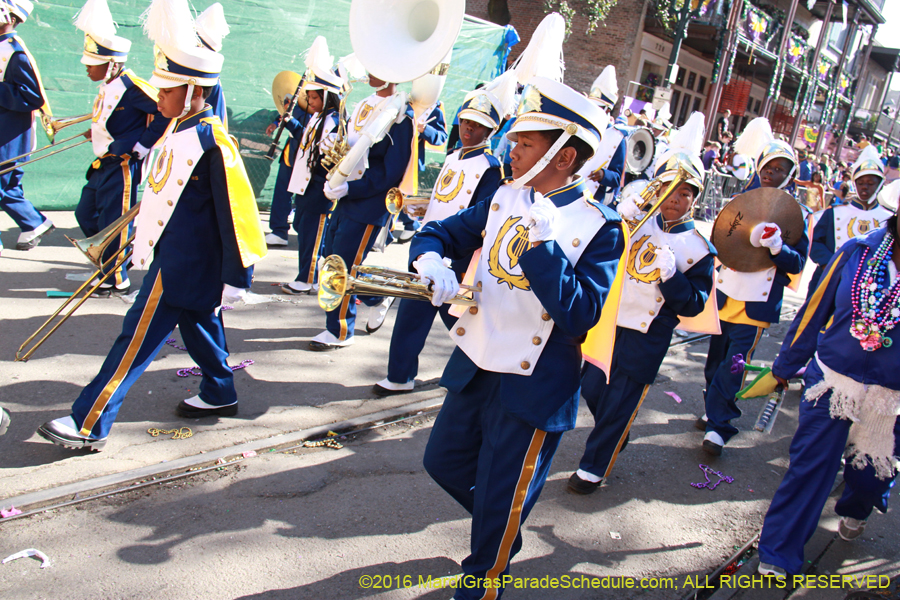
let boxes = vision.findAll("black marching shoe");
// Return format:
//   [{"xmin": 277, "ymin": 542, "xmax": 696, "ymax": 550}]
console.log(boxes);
[
  {"xmin": 567, "ymin": 472, "xmax": 602, "ymax": 495},
  {"xmin": 37, "ymin": 416, "xmax": 107, "ymax": 451},
  {"xmin": 175, "ymin": 395, "xmax": 238, "ymax": 418},
  {"xmin": 93, "ymin": 283, "xmax": 132, "ymax": 298}
]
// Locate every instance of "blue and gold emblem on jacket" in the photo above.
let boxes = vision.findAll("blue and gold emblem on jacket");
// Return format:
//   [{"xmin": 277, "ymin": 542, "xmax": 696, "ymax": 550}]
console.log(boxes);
[
  {"xmin": 626, "ymin": 234, "xmax": 662, "ymax": 284},
  {"xmin": 488, "ymin": 215, "xmax": 532, "ymax": 291},
  {"xmin": 433, "ymin": 168, "xmax": 464, "ymax": 203}
]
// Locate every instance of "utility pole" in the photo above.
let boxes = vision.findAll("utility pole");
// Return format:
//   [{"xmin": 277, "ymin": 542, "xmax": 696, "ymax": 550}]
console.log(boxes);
[{"xmin": 790, "ymin": 0, "xmax": 835, "ymax": 147}]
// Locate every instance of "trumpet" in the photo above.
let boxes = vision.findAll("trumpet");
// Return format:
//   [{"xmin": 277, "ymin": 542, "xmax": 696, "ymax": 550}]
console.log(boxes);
[
  {"xmin": 385, "ymin": 187, "xmax": 430, "ymax": 217},
  {"xmin": 317, "ymin": 255, "xmax": 478, "ymax": 312},
  {"xmin": 16, "ymin": 203, "xmax": 140, "ymax": 362},
  {"xmin": 0, "ymin": 113, "xmax": 92, "ymax": 176},
  {"xmin": 620, "ymin": 160, "xmax": 691, "ymax": 236}
]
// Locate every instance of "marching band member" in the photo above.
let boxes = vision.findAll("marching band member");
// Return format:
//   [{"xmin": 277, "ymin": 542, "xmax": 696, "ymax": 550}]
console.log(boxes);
[
  {"xmin": 577, "ymin": 65, "xmax": 626, "ymax": 204},
  {"xmin": 808, "ymin": 145, "xmax": 892, "ymax": 293},
  {"xmin": 756, "ymin": 190, "xmax": 900, "ymax": 578},
  {"xmin": 569, "ymin": 113, "xmax": 716, "ymax": 494},
  {"xmin": 393, "ymin": 101, "xmax": 448, "ymax": 243},
  {"xmin": 264, "ymin": 96, "xmax": 306, "ymax": 246},
  {"xmin": 371, "ymin": 70, "xmax": 514, "ymax": 396},
  {"xmin": 195, "ymin": 2, "xmax": 229, "ymax": 125},
  {"xmin": 416, "ymin": 75, "xmax": 625, "ymax": 599},
  {"xmin": 281, "ymin": 36, "xmax": 343, "ymax": 295},
  {"xmin": 0, "ymin": 0, "xmax": 54, "ymax": 253},
  {"xmin": 73, "ymin": 0, "xmax": 170, "ymax": 297},
  {"xmin": 308, "ymin": 73, "xmax": 414, "ymax": 350},
  {"xmin": 37, "ymin": 0, "xmax": 266, "ymax": 450},
  {"xmin": 699, "ymin": 138, "xmax": 808, "ymax": 456}
]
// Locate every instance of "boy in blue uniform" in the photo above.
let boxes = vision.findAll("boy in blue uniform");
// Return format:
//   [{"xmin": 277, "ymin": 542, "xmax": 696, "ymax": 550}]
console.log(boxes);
[
  {"xmin": 756, "ymin": 198, "xmax": 900, "ymax": 578},
  {"xmin": 36, "ymin": 0, "xmax": 265, "ymax": 451},
  {"xmin": 414, "ymin": 76, "xmax": 625, "ymax": 599},
  {"xmin": 265, "ymin": 98, "xmax": 307, "ymax": 246},
  {"xmin": 0, "ymin": 0, "xmax": 54, "ymax": 254},
  {"xmin": 310, "ymin": 74, "xmax": 414, "ymax": 350},
  {"xmin": 372, "ymin": 70, "xmax": 515, "ymax": 395},
  {"xmin": 699, "ymin": 140, "xmax": 808, "ymax": 455},
  {"xmin": 73, "ymin": 0, "xmax": 170, "ymax": 296},
  {"xmin": 569, "ymin": 113, "xmax": 717, "ymax": 494}
]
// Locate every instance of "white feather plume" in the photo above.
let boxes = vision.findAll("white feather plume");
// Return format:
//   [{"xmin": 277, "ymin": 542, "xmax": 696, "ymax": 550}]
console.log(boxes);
[
  {"xmin": 141, "ymin": 0, "xmax": 197, "ymax": 49},
  {"xmin": 656, "ymin": 102, "xmax": 672, "ymax": 123},
  {"xmin": 733, "ymin": 117, "xmax": 774, "ymax": 158},
  {"xmin": 304, "ymin": 36, "xmax": 333, "ymax": 74},
  {"xmin": 337, "ymin": 53, "xmax": 367, "ymax": 83},
  {"xmin": 195, "ymin": 3, "xmax": 229, "ymax": 52},
  {"xmin": 877, "ymin": 178, "xmax": 900, "ymax": 213},
  {"xmin": 512, "ymin": 13, "xmax": 565, "ymax": 84},
  {"xmin": 74, "ymin": 0, "xmax": 117, "ymax": 39},
  {"xmin": 484, "ymin": 69, "xmax": 518, "ymax": 119},
  {"xmin": 851, "ymin": 144, "xmax": 883, "ymax": 171},
  {"xmin": 667, "ymin": 112, "xmax": 706, "ymax": 156}
]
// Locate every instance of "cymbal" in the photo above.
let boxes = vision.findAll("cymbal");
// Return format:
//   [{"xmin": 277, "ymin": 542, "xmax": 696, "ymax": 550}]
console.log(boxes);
[
  {"xmin": 712, "ymin": 187, "xmax": 805, "ymax": 272},
  {"xmin": 271, "ymin": 71, "xmax": 308, "ymax": 115}
]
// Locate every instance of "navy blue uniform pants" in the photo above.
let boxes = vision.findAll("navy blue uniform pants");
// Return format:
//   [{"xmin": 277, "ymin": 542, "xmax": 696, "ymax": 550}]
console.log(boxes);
[
  {"xmin": 71, "ymin": 262, "xmax": 236, "ymax": 439},
  {"xmin": 386, "ymin": 297, "xmax": 456, "ymax": 384},
  {"xmin": 423, "ymin": 368, "xmax": 562, "ymax": 600},
  {"xmin": 0, "ymin": 164, "xmax": 46, "ymax": 233},
  {"xmin": 322, "ymin": 209, "xmax": 381, "ymax": 340},
  {"xmin": 758, "ymin": 375, "xmax": 899, "ymax": 574},
  {"xmin": 76, "ymin": 158, "xmax": 140, "ymax": 287},
  {"xmin": 269, "ymin": 158, "xmax": 293, "ymax": 240},
  {"xmin": 579, "ymin": 360, "xmax": 651, "ymax": 480},
  {"xmin": 703, "ymin": 321, "xmax": 765, "ymax": 443},
  {"xmin": 291, "ymin": 199, "xmax": 328, "ymax": 285}
]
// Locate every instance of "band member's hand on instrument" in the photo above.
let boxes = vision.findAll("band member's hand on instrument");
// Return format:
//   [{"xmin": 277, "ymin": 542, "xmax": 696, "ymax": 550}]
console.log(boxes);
[
  {"xmin": 265, "ymin": 123, "xmax": 277, "ymax": 136},
  {"xmin": 132, "ymin": 142, "xmax": 149, "ymax": 161},
  {"xmin": 773, "ymin": 374, "xmax": 789, "ymax": 390},
  {"xmin": 83, "ymin": 129, "xmax": 92, "ymax": 140},
  {"xmin": 528, "ymin": 193, "xmax": 560, "ymax": 243},
  {"xmin": 587, "ymin": 167, "xmax": 604, "ymax": 182},
  {"xmin": 417, "ymin": 121, "xmax": 426, "ymax": 134},
  {"xmin": 616, "ymin": 193, "xmax": 643, "ymax": 221},
  {"xmin": 323, "ymin": 181, "xmax": 349, "ymax": 201},
  {"xmin": 750, "ymin": 222, "xmax": 783, "ymax": 255},
  {"xmin": 413, "ymin": 252, "xmax": 459, "ymax": 307},
  {"xmin": 320, "ymin": 132, "xmax": 337, "ymax": 154},
  {"xmin": 657, "ymin": 245, "xmax": 677, "ymax": 282}
]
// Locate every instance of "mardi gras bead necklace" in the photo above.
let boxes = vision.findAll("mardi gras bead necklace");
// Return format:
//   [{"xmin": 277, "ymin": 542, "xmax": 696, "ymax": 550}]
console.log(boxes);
[{"xmin": 849, "ymin": 233, "xmax": 900, "ymax": 352}]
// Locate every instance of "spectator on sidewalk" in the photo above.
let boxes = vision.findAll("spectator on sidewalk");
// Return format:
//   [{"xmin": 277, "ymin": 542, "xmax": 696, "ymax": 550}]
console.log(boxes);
[{"xmin": 701, "ymin": 141, "xmax": 720, "ymax": 171}]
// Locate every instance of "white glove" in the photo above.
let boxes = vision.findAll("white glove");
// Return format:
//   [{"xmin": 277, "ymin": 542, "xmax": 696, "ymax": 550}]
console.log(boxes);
[
  {"xmin": 323, "ymin": 181, "xmax": 349, "ymax": 201},
  {"xmin": 320, "ymin": 132, "xmax": 337, "ymax": 154},
  {"xmin": 222, "ymin": 284, "xmax": 247, "ymax": 305},
  {"xmin": 616, "ymin": 193, "xmax": 643, "ymax": 220},
  {"xmin": 528, "ymin": 193, "xmax": 560, "ymax": 243},
  {"xmin": 413, "ymin": 251, "xmax": 459, "ymax": 307},
  {"xmin": 132, "ymin": 142, "xmax": 150, "ymax": 160},
  {"xmin": 657, "ymin": 245, "xmax": 677, "ymax": 282},
  {"xmin": 750, "ymin": 222, "xmax": 783, "ymax": 255}
]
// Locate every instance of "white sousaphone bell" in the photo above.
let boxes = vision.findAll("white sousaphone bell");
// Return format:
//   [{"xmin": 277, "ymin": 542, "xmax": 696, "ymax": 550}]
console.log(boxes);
[{"xmin": 326, "ymin": 0, "xmax": 465, "ymax": 187}]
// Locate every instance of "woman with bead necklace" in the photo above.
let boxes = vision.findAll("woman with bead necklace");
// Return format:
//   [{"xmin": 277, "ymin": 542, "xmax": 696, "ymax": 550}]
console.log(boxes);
[{"xmin": 755, "ymin": 192, "xmax": 900, "ymax": 578}]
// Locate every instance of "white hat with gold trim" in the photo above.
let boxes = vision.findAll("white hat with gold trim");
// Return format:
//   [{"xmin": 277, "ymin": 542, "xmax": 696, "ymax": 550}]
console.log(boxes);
[
  {"xmin": 1, "ymin": 0, "xmax": 32, "ymax": 24},
  {"xmin": 301, "ymin": 36, "xmax": 343, "ymax": 95},
  {"xmin": 74, "ymin": 0, "xmax": 131, "ymax": 66},
  {"xmin": 196, "ymin": 3, "xmax": 229, "ymax": 53},
  {"xmin": 589, "ymin": 65, "xmax": 618, "ymax": 110},
  {"xmin": 142, "ymin": 0, "xmax": 223, "ymax": 90},
  {"xmin": 457, "ymin": 69, "xmax": 518, "ymax": 134}
]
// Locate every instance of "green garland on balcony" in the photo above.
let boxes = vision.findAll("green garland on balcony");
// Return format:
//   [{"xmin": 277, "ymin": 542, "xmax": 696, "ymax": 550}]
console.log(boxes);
[{"xmin": 543, "ymin": 0, "xmax": 620, "ymax": 35}]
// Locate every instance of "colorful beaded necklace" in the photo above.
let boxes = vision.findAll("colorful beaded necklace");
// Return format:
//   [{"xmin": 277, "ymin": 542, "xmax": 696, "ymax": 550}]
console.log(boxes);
[{"xmin": 849, "ymin": 232, "xmax": 900, "ymax": 351}]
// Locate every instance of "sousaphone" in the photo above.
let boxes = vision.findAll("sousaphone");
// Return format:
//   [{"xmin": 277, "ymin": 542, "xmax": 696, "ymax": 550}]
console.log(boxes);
[{"xmin": 712, "ymin": 188, "xmax": 805, "ymax": 272}]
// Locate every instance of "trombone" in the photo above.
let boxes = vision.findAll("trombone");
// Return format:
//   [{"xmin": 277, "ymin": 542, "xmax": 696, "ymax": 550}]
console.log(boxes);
[
  {"xmin": 16, "ymin": 203, "xmax": 140, "ymax": 362},
  {"xmin": 0, "ymin": 113, "xmax": 92, "ymax": 177},
  {"xmin": 317, "ymin": 255, "xmax": 478, "ymax": 312},
  {"xmin": 622, "ymin": 162, "xmax": 691, "ymax": 236}
]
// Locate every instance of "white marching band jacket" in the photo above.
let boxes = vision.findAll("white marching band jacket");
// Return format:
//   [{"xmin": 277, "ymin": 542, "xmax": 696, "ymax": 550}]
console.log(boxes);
[
  {"xmin": 89, "ymin": 74, "xmax": 131, "ymax": 157},
  {"xmin": 450, "ymin": 183, "xmax": 608, "ymax": 376},
  {"xmin": 132, "ymin": 125, "xmax": 206, "ymax": 269},
  {"xmin": 576, "ymin": 125, "xmax": 625, "ymax": 198},
  {"xmin": 617, "ymin": 217, "xmax": 712, "ymax": 333},
  {"xmin": 287, "ymin": 111, "xmax": 338, "ymax": 195},
  {"xmin": 422, "ymin": 145, "xmax": 493, "ymax": 225},
  {"xmin": 831, "ymin": 203, "xmax": 892, "ymax": 248},
  {"xmin": 342, "ymin": 92, "xmax": 386, "ymax": 183},
  {"xmin": 717, "ymin": 264, "xmax": 776, "ymax": 303}
]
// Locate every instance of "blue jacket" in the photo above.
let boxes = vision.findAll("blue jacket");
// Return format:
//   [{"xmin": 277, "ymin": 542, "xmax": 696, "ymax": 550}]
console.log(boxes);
[
  {"xmin": 105, "ymin": 72, "xmax": 170, "ymax": 158},
  {"xmin": 809, "ymin": 199, "xmax": 885, "ymax": 268},
  {"xmin": 617, "ymin": 217, "xmax": 716, "ymax": 384},
  {"xmin": 773, "ymin": 227, "xmax": 900, "ymax": 390},
  {"xmin": 409, "ymin": 181, "xmax": 626, "ymax": 432},
  {"xmin": 0, "ymin": 32, "xmax": 43, "ymax": 160},
  {"xmin": 339, "ymin": 114, "xmax": 414, "ymax": 227},
  {"xmin": 596, "ymin": 129, "xmax": 627, "ymax": 199},
  {"xmin": 206, "ymin": 81, "xmax": 226, "ymax": 126},
  {"xmin": 152, "ymin": 108, "xmax": 253, "ymax": 311}
]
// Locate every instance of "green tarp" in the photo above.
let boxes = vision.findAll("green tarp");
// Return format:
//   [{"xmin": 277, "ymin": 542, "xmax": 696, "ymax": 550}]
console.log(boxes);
[{"xmin": 17, "ymin": 1, "xmax": 508, "ymax": 209}]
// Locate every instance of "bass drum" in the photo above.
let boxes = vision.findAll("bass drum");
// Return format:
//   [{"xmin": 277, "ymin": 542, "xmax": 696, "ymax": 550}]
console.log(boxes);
[{"xmin": 624, "ymin": 127, "xmax": 656, "ymax": 175}]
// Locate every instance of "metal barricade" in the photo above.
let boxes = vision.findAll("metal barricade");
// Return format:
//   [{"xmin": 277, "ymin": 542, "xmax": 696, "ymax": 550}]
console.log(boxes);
[{"xmin": 694, "ymin": 170, "xmax": 747, "ymax": 221}]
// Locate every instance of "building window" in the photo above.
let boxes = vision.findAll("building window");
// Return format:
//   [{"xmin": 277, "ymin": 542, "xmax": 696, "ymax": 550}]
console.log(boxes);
[
  {"xmin": 671, "ymin": 89, "xmax": 682, "ymax": 118},
  {"xmin": 687, "ymin": 71, "xmax": 696, "ymax": 91},
  {"xmin": 675, "ymin": 68, "xmax": 686, "ymax": 87},
  {"xmin": 697, "ymin": 76, "xmax": 707, "ymax": 95},
  {"xmin": 747, "ymin": 94, "xmax": 754, "ymax": 113},
  {"xmin": 693, "ymin": 96, "xmax": 702, "ymax": 113},
  {"xmin": 754, "ymin": 99, "xmax": 761, "ymax": 113},
  {"xmin": 678, "ymin": 93, "xmax": 692, "ymax": 126}
]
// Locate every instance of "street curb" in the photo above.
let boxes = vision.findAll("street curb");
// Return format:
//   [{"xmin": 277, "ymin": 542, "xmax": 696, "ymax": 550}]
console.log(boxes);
[{"xmin": 0, "ymin": 389, "xmax": 446, "ymax": 516}]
